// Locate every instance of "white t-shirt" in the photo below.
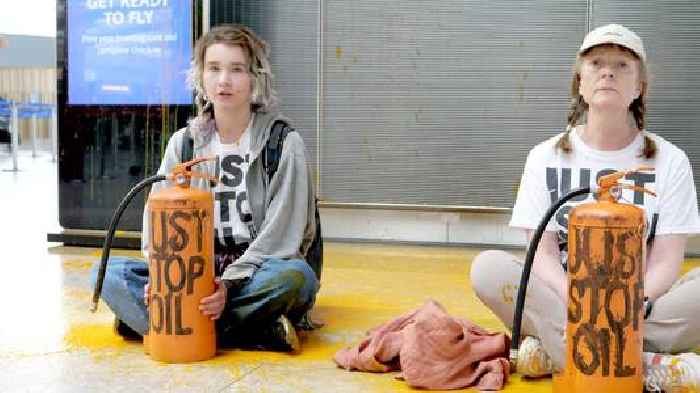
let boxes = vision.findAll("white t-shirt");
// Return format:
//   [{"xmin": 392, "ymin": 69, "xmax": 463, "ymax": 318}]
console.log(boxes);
[
  {"xmin": 211, "ymin": 119, "xmax": 254, "ymax": 250},
  {"xmin": 510, "ymin": 127, "xmax": 700, "ymax": 265}
]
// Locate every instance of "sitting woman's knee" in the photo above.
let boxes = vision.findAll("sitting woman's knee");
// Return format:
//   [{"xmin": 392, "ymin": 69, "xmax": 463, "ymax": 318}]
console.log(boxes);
[
  {"xmin": 470, "ymin": 250, "xmax": 509, "ymax": 296},
  {"xmin": 277, "ymin": 261, "xmax": 313, "ymax": 296}
]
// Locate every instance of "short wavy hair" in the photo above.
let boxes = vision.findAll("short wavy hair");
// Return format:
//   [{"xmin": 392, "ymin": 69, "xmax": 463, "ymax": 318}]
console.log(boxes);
[{"xmin": 187, "ymin": 24, "xmax": 277, "ymax": 117}]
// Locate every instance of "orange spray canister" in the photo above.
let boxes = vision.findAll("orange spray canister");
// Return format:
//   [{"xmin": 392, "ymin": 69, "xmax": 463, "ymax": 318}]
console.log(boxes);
[
  {"xmin": 145, "ymin": 157, "xmax": 217, "ymax": 362},
  {"xmin": 554, "ymin": 169, "xmax": 655, "ymax": 392}
]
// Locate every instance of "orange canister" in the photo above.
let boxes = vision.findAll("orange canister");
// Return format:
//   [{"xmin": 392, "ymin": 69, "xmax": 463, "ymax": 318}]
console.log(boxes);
[
  {"xmin": 555, "ymin": 188, "xmax": 646, "ymax": 392},
  {"xmin": 146, "ymin": 170, "xmax": 216, "ymax": 363}
]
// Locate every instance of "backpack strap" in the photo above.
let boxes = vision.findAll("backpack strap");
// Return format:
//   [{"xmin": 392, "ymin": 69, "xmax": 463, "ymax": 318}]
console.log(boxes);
[
  {"xmin": 263, "ymin": 120, "xmax": 293, "ymax": 182},
  {"xmin": 181, "ymin": 126, "xmax": 194, "ymax": 163},
  {"xmin": 180, "ymin": 126, "xmax": 217, "ymax": 187}
]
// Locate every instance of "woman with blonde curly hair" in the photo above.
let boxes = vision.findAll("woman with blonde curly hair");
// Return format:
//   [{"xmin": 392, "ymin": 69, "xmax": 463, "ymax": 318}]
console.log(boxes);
[
  {"xmin": 93, "ymin": 24, "xmax": 319, "ymax": 352},
  {"xmin": 470, "ymin": 24, "xmax": 700, "ymax": 391}
]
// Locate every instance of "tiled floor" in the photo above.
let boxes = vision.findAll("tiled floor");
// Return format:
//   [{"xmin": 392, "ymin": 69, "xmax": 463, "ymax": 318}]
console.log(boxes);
[{"xmin": 1, "ymin": 148, "xmax": 696, "ymax": 392}]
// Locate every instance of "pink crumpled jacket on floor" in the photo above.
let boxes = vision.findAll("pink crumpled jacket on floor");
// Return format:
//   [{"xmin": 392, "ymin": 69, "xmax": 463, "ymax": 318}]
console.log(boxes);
[{"xmin": 333, "ymin": 300, "xmax": 511, "ymax": 391}]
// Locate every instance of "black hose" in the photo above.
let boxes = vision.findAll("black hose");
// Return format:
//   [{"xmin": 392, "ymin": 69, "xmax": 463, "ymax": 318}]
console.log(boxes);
[
  {"xmin": 510, "ymin": 187, "xmax": 591, "ymax": 370},
  {"xmin": 90, "ymin": 174, "xmax": 167, "ymax": 312}
]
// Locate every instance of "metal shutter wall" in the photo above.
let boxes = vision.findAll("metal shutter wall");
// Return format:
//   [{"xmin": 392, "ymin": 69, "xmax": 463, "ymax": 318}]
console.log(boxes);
[
  {"xmin": 235, "ymin": 1, "xmax": 320, "ymax": 179},
  {"xmin": 221, "ymin": 1, "xmax": 700, "ymax": 208},
  {"xmin": 320, "ymin": 0, "xmax": 587, "ymax": 206},
  {"xmin": 591, "ymin": 1, "xmax": 700, "ymax": 207}
]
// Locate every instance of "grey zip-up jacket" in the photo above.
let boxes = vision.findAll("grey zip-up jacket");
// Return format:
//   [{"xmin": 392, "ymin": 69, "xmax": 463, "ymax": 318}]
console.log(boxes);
[{"xmin": 142, "ymin": 110, "xmax": 317, "ymax": 282}]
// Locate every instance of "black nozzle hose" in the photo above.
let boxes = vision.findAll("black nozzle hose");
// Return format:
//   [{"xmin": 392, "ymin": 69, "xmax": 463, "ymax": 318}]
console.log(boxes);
[
  {"xmin": 510, "ymin": 186, "xmax": 591, "ymax": 371},
  {"xmin": 90, "ymin": 174, "xmax": 167, "ymax": 312}
]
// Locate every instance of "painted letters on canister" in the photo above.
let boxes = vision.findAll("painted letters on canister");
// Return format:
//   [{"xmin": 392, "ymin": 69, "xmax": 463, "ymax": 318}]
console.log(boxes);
[{"xmin": 147, "ymin": 183, "xmax": 216, "ymax": 363}]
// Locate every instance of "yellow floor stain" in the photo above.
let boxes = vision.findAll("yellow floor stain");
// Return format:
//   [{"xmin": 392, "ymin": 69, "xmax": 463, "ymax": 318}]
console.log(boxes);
[
  {"xmin": 361, "ymin": 373, "xmax": 555, "ymax": 392},
  {"xmin": 682, "ymin": 258, "xmax": 700, "ymax": 274},
  {"xmin": 64, "ymin": 323, "xmax": 132, "ymax": 352},
  {"xmin": 63, "ymin": 286, "xmax": 92, "ymax": 301},
  {"xmin": 43, "ymin": 243, "xmax": 700, "ymax": 391},
  {"xmin": 62, "ymin": 258, "xmax": 97, "ymax": 271}
]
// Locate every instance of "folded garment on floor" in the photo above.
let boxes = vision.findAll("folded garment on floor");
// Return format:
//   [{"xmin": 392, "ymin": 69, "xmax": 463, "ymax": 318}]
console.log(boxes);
[{"xmin": 334, "ymin": 300, "xmax": 511, "ymax": 391}]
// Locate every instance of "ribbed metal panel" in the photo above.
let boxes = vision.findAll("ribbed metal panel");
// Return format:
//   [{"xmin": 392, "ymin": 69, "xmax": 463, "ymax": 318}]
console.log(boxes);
[
  {"xmin": 591, "ymin": 1, "xmax": 700, "ymax": 206},
  {"xmin": 210, "ymin": 0, "xmax": 241, "ymax": 27},
  {"xmin": 234, "ymin": 1, "xmax": 320, "ymax": 179},
  {"xmin": 221, "ymin": 1, "xmax": 700, "ymax": 208},
  {"xmin": 320, "ymin": 1, "xmax": 587, "ymax": 206}
]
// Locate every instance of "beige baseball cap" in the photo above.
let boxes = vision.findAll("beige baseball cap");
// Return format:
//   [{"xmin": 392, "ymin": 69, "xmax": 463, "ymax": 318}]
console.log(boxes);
[{"xmin": 579, "ymin": 24, "xmax": 646, "ymax": 62}]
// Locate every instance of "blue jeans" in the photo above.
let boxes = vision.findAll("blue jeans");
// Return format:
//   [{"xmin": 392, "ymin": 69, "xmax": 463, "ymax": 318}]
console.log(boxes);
[{"xmin": 90, "ymin": 256, "xmax": 320, "ymax": 340}]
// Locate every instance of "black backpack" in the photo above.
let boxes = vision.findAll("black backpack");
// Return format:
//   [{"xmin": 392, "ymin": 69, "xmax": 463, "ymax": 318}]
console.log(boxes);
[{"xmin": 181, "ymin": 120, "xmax": 324, "ymax": 282}]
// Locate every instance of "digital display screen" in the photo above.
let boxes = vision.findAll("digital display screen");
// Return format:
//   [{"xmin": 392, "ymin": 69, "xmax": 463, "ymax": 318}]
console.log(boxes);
[{"xmin": 68, "ymin": 0, "xmax": 193, "ymax": 105}]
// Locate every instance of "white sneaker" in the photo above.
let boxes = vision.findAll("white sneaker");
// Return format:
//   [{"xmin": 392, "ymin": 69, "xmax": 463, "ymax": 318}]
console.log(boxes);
[
  {"xmin": 644, "ymin": 352, "xmax": 700, "ymax": 392},
  {"xmin": 517, "ymin": 336, "xmax": 554, "ymax": 377}
]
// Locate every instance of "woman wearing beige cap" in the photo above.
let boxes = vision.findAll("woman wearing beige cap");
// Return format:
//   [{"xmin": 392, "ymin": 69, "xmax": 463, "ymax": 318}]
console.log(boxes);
[{"xmin": 469, "ymin": 24, "xmax": 700, "ymax": 391}]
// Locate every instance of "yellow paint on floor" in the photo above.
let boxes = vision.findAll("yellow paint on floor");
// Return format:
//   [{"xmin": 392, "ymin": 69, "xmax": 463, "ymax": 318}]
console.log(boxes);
[
  {"xmin": 62, "ymin": 258, "xmax": 97, "ymax": 271},
  {"xmin": 5, "ymin": 240, "xmax": 700, "ymax": 391},
  {"xmin": 682, "ymin": 257, "xmax": 700, "ymax": 274},
  {"xmin": 64, "ymin": 323, "xmax": 130, "ymax": 352}
]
